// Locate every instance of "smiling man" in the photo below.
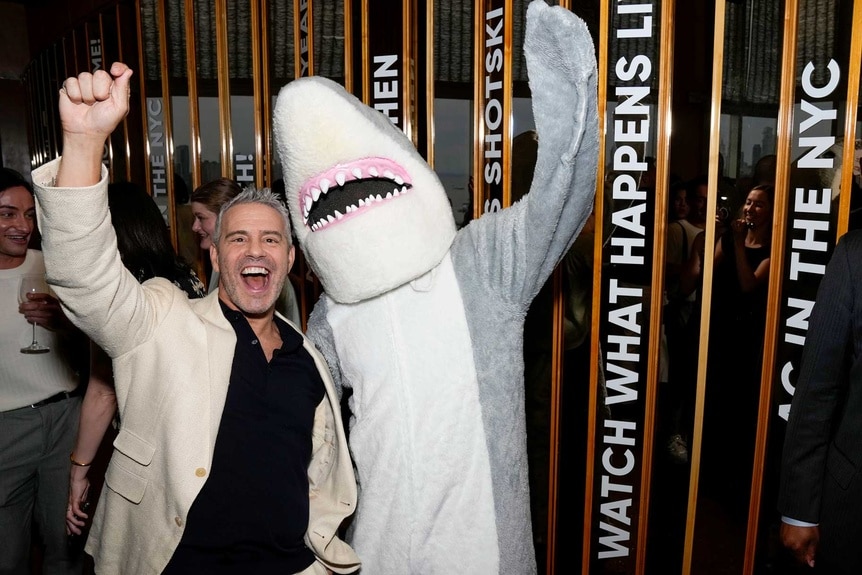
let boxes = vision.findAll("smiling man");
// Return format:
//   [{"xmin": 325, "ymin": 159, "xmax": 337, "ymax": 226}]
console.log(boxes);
[
  {"xmin": 31, "ymin": 63, "xmax": 359, "ymax": 575},
  {"xmin": 214, "ymin": 194, "xmax": 294, "ymax": 319}
]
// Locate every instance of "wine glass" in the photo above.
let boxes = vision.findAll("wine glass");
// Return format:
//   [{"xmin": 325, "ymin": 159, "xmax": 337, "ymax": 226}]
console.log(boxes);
[{"xmin": 19, "ymin": 275, "xmax": 50, "ymax": 354}]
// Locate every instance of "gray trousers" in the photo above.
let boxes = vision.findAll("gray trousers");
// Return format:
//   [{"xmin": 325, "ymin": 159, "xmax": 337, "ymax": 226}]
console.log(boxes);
[{"xmin": 0, "ymin": 396, "xmax": 82, "ymax": 575}]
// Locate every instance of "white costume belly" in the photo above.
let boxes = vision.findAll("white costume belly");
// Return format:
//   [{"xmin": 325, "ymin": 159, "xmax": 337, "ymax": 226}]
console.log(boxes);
[{"xmin": 325, "ymin": 253, "xmax": 499, "ymax": 574}]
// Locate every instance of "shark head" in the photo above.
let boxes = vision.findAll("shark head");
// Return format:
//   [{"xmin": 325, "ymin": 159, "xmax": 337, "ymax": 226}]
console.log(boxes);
[{"xmin": 273, "ymin": 76, "xmax": 456, "ymax": 304}]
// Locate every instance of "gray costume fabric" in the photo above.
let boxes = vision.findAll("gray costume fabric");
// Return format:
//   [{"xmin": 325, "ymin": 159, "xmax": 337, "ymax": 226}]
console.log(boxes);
[{"xmin": 278, "ymin": 2, "xmax": 598, "ymax": 573}]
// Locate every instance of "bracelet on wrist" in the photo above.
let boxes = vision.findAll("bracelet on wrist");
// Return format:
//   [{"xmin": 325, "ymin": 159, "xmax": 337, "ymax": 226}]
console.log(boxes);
[{"xmin": 70, "ymin": 453, "xmax": 92, "ymax": 467}]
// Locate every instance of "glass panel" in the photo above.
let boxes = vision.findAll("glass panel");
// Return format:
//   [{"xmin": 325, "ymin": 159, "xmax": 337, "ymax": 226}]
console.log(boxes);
[
  {"xmin": 85, "ymin": 20, "xmax": 104, "ymax": 74},
  {"xmin": 434, "ymin": 98, "xmax": 472, "ymax": 227},
  {"xmin": 690, "ymin": 1, "xmax": 783, "ymax": 572},
  {"xmin": 268, "ymin": 0, "xmax": 296, "ymax": 85},
  {"xmin": 116, "ymin": 4, "xmax": 147, "ymax": 184},
  {"xmin": 23, "ymin": 64, "xmax": 39, "ymax": 169},
  {"xmin": 164, "ymin": 0, "xmax": 203, "ymax": 278},
  {"xmin": 71, "ymin": 28, "xmax": 88, "ymax": 75},
  {"xmin": 140, "ymin": 0, "xmax": 171, "ymax": 229},
  {"xmin": 231, "ymin": 95, "xmax": 256, "ymax": 187},
  {"xmin": 172, "ymin": 92, "xmax": 202, "ymax": 272},
  {"xmin": 166, "ymin": 0, "xmax": 191, "ymax": 191},
  {"xmin": 849, "ymin": 137, "xmax": 862, "ymax": 232},
  {"xmin": 47, "ymin": 43, "xmax": 65, "ymax": 162},
  {"xmin": 264, "ymin": 0, "xmax": 344, "ymax": 180},
  {"xmin": 853, "ymin": 60, "xmax": 862, "ymax": 232},
  {"xmin": 433, "ymin": 0, "xmax": 473, "ymax": 227},
  {"xmin": 193, "ymin": 0, "xmax": 223, "ymax": 182},
  {"xmin": 101, "ymin": 9, "xmax": 130, "ymax": 181},
  {"xmin": 226, "ymin": 0, "xmax": 256, "ymax": 186},
  {"xmin": 86, "ymin": 18, "xmax": 114, "ymax": 177},
  {"xmin": 267, "ymin": 0, "xmax": 297, "ymax": 184},
  {"xmin": 315, "ymin": 0, "xmax": 346, "ymax": 81},
  {"xmin": 90, "ymin": 18, "xmax": 110, "ymax": 177}
]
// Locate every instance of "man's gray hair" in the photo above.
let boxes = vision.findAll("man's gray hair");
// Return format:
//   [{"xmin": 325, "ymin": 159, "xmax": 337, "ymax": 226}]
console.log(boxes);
[{"xmin": 214, "ymin": 186, "xmax": 292, "ymax": 244}]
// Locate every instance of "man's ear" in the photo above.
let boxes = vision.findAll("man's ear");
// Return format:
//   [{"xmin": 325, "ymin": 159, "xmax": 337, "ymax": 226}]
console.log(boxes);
[
  {"xmin": 287, "ymin": 244, "xmax": 296, "ymax": 274},
  {"xmin": 210, "ymin": 243, "xmax": 220, "ymax": 273}
]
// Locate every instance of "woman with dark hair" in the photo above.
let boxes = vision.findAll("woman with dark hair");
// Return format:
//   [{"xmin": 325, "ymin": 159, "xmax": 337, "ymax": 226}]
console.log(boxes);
[
  {"xmin": 701, "ymin": 183, "xmax": 776, "ymax": 513},
  {"xmin": 713, "ymin": 183, "xmax": 775, "ymax": 298},
  {"xmin": 107, "ymin": 181, "xmax": 205, "ymax": 295},
  {"xmin": 65, "ymin": 183, "xmax": 205, "ymax": 536}
]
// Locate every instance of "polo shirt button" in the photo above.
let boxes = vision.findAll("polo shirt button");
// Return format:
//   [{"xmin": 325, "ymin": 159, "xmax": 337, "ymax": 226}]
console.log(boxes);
[
  {"xmin": 175, "ymin": 516, "xmax": 183, "ymax": 527},
  {"xmin": 195, "ymin": 467, "xmax": 207, "ymax": 477}
]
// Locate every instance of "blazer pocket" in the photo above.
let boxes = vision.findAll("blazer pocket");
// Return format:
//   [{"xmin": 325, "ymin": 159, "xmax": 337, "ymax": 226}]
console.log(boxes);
[
  {"xmin": 826, "ymin": 443, "xmax": 857, "ymax": 490},
  {"xmin": 113, "ymin": 429, "xmax": 156, "ymax": 465},
  {"xmin": 106, "ymin": 429, "xmax": 156, "ymax": 504}
]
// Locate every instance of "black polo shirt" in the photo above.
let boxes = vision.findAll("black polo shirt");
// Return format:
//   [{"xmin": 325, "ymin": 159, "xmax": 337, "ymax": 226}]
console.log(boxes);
[{"xmin": 163, "ymin": 302, "xmax": 324, "ymax": 574}]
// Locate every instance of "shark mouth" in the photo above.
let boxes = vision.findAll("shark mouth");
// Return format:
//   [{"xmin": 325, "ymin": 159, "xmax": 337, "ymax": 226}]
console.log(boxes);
[{"xmin": 299, "ymin": 157, "xmax": 413, "ymax": 231}]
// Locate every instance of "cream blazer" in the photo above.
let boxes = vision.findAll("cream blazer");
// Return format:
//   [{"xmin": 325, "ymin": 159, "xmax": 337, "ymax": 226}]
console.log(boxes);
[{"xmin": 33, "ymin": 159, "xmax": 359, "ymax": 575}]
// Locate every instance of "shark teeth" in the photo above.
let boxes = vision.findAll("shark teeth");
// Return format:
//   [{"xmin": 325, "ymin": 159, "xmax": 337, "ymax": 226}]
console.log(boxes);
[
  {"xmin": 300, "ymin": 160, "xmax": 413, "ymax": 225},
  {"xmin": 308, "ymin": 185, "xmax": 411, "ymax": 231}
]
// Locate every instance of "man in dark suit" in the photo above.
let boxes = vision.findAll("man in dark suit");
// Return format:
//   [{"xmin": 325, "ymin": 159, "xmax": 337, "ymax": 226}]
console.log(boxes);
[{"xmin": 779, "ymin": 229, "xmax": 862, "ymax": 573}]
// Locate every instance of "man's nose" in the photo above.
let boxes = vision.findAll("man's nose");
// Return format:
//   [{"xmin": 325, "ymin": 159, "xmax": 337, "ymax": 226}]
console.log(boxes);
[
  {"xmin": 246, "ymin": 238, "xmax": 265, "ymax": 256},
  {"xmin": 13, "ymin": 213, "xmax": 33, "ymax": 232}
]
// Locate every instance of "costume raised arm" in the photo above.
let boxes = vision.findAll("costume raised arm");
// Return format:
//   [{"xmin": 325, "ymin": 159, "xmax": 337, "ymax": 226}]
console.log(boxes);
[
  {"xmin": 453, "ymin": 1, "xmax": 598, "ymax": 307},
  {"xmin": 32, "ymin": 63, "xmax": 161, "ymax": 358}
]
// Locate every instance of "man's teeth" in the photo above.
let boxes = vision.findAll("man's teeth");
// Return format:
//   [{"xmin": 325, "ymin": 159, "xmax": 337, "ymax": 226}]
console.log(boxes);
[{"xmin": 241, "ymin": 266, "xmax": 269, "ymax": 275}]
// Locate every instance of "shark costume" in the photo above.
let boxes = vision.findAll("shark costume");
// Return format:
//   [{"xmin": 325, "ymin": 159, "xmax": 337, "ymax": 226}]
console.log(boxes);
[{"xmin": 273, "ymin": 2, "xmax": 598, "ymax": 573}]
